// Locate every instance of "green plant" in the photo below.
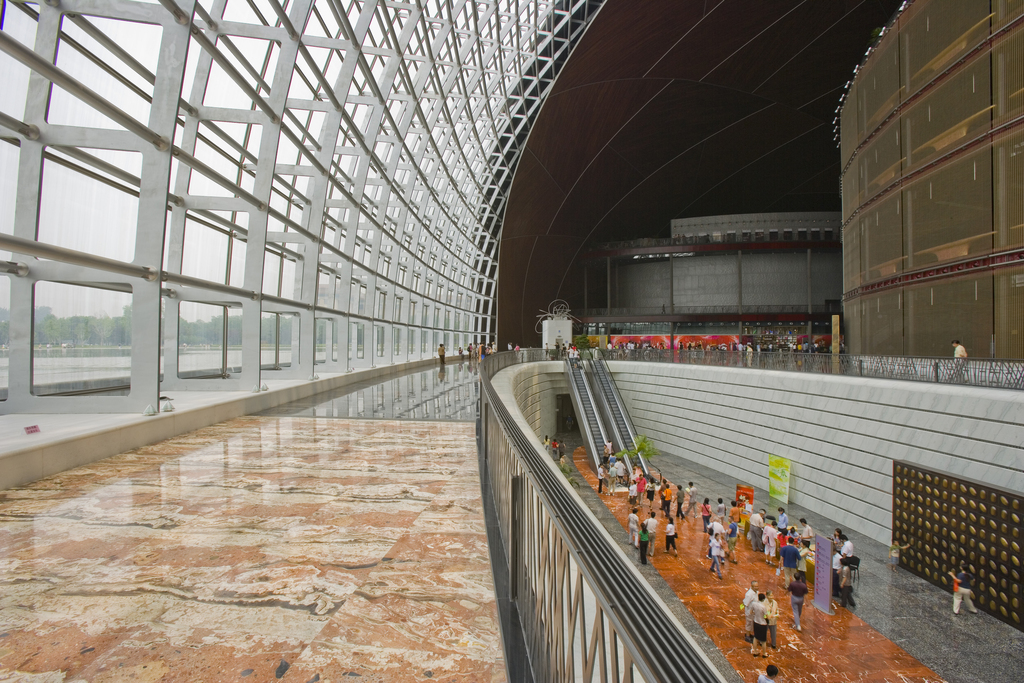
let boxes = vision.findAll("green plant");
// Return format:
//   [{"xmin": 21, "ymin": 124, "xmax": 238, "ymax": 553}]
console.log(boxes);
[
  {"xmin": 573, "ymin": 334, "xmax": 592, "ymax": 350},
  {"xmin": 617, "ymin": 435, "xmax": 660, "ymax": 470},
  {"xmin": 559, "ymin": 459, "xmax": 580, "ymax": 488},
  {"xmin": 633, "ymin": 434, "xmax": 660, "ymax": 460}
]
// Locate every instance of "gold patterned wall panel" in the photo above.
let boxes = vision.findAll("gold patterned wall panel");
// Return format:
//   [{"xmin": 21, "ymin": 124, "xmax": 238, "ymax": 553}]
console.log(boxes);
[{"xmin": 893, "ymin": 461, "xmax": 1022, "ymax": 631}]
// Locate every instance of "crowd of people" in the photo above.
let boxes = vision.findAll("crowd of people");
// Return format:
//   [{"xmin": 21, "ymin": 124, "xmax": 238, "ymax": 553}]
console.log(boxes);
[{"xmin": 588, "ymin": 459, "xmax": 891, "ymax": 677}]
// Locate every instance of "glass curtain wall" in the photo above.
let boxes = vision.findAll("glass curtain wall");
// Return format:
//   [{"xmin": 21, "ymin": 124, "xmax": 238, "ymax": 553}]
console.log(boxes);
[{"xmin": 0, "ymin": 0, "xmax": 604, "ymax": 412}]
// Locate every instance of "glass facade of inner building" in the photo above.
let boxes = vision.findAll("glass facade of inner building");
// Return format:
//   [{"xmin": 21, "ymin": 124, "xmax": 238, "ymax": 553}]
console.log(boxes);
[
  {"xmin": 0, "ymin": 0, "xmax": 602, "ymax": 412},
  {"xmin": 841, "ymin": 0, "xmax": 1024, "ymax": 358}
]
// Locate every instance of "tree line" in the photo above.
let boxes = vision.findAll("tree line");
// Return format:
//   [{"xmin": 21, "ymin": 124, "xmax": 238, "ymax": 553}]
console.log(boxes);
[{"xmin": 0, "ymin": 306, "xmax": 291, "ymax": 348}]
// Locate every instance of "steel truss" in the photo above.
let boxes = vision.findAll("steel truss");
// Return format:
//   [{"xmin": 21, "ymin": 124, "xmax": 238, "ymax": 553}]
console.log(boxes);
[{"xmin": 0, "ymin": 0, "xmax": 603, "ymax": 412}]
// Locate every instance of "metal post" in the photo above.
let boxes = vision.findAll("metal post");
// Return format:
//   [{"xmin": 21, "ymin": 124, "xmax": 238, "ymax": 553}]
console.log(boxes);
[{"xmin": 737, "ymin": 250, "xmax": 743, "ymax": 336}]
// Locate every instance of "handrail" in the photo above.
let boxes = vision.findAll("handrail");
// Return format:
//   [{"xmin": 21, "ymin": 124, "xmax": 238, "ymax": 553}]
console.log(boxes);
[
  {"xmin": 479, "ymin": 351, "xmax": 727, "ymax": 683},
  {"xmin": 593, "ymin": 348, "xmax": 1024, "ymax": 391},
  {"xmin": 564, "ymin": 358, "xmax": 607, "ymax": 473},
  {"xmin": 592, "ymin": 358, "xmax": 651, "ymax": 480}
]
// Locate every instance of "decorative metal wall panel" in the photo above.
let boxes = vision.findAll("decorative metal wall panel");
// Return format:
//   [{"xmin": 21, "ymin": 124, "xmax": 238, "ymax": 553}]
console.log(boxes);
[{"xmin": 893, "ymin": 461, "xmax": 1022, "ymax": 631}]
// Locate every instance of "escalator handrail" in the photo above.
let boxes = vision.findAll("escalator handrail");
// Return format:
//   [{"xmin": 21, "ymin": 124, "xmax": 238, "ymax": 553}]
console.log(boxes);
[
  {"xmin": 564, "ymin": 358, "xmax": 607, "ymax": 472},
  {"xmin": 594, "ymin": 358, "xmax": 650, "ymax": 479}
]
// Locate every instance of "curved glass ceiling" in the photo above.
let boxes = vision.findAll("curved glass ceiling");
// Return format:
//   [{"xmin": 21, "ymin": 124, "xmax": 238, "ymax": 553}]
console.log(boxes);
[{"xmin": 0, "ymin": 0, "xmax": 602, "ymax": 412}]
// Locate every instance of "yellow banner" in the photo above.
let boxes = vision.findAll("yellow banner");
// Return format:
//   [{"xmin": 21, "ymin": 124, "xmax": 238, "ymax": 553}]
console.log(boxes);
[{"xmin": 768, "ymin": 454, "xmax": 791, "ymax": 504}]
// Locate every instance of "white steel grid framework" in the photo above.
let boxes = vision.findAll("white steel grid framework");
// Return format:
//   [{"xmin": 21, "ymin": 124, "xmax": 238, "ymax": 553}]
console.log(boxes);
[{"xmin": 0, "ymin": 0, "xmax": 602, "ymax": 412}]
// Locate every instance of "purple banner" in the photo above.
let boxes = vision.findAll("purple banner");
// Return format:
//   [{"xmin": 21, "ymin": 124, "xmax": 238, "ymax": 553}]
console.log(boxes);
[{"xmin": 812, "ymin": 534, "xmax": 834, "ymax": 615}]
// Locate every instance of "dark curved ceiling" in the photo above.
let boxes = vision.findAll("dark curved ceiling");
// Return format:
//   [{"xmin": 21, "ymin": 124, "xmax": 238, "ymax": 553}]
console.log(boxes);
[{"xmin": 496, "ymin": 0, "xmax": 901, "ymax": 343}]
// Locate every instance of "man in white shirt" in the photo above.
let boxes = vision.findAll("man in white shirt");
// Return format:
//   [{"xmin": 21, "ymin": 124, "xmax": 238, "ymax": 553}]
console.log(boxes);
[
  {"xmin": 840, "ymin": 535, "xmax": 854, "ymax": 558},
  {"xmin": 799, "ymin": 518, "xmax": 814, "ymax": 542},
  {"xmin": 644, "ymin": 512, "xmax": 658, "ymax": 558},
  {"xmin": 743, "ymin": 581, "xmax": 759, "ymax": 642},
  {"xmin": 748, "ymin": 510, "xmax": 764, "ymax": 552},
  {"xmin": 832, "ymin": 550, "xmax": 843, "ymax": 597}
]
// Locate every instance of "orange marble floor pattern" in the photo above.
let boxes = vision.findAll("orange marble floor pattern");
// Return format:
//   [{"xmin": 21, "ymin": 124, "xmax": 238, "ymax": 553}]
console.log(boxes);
[
  {"xmin": 575, "ymin": 450, "xmax": 944, "ymax": 683},
  {"xmin": 0, "ymin": 417, "xmax": 504, "ymax": 683}
]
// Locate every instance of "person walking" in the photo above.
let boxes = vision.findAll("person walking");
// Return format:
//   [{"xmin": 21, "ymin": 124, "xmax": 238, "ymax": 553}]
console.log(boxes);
[
  {"xmin": 645, "ymin": 477, "xmax": 657, "ymax": 512},
  {"xmin": 628, "ymin": 480, "xmax": 638, "ymax": 506},
  {"xmin": 700, "ymin": 498, "xmax": 712, "ymax": 533},
  {"xmin": 950, "ymin": 563, "xmax": 979, "ymax": 615},
  {"xmin": 665, "ymin": 517, "xmax": 678, "ymax": 557},
  {"xmin": 716, "ymin": 497, "xmax": 727, "ymax": 519},
  {"xmin": 661, "ymin": 481, "xmax": 674, "ymax": 518},
  {"xmin": 437, "ymin": 343, "xmax": 446, "ymax": 365},
  {"xmin": 750, "ymin": 593, "xmax": 770, "ymax": 658},
  {"xmin": 684, "ymin": 482, "xmax": 699, "ymax": 519},
  {"xmin": 675, "ymin": 484, "xmax": 685, "ymax": 519},
  {"xmin": 777, "ymin": 508, "xmax": 788, "ymax": 530},
  {"xmin": 779, "ymin": 539, "xmax": 801, "ymax": 585},
  {"xmin": 597, "ymin": 463, "xmax": 607, "ymax": 495},
  {"xmin": 638, "ymin": 522, "xmax": 650, "ymax": 565},
  {"xmin": 839, "ymin": 556, "xmax": 856, "ymax": 608},
  {"xmin": 645, "ymin": 512, "xmax": 658, "ymax": 558},
  {"xmin": 636, "ymin": 474, "xmax": 647, "ymax": 508},
  {"xmin": 952, "ymin": 339, "xmax": 968, "ymax": 382},
  {"xmin": 727, "ymin": 518, "xmax": 739, "ymax": 563},
  {"xmin": 708, "ymin": 532, "xmax": 724, "ymax": 579},
  {"xmin": 764, "ymin": 590, "xmax": 780, "ymax": 649},
  {"xmin": 743, "ymin": 581, "xmax": 759, "ymax": 643},
  {"xmin": 787, "ymin": 572, "xmax": 808, "ymax": 632},
  {"xmin": 627, "ymin": 507, "xmax": 640, "ymax": 547}
]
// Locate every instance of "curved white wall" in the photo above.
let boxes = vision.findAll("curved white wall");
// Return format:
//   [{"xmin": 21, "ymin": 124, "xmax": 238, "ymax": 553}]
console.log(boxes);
[{"xmin": 608, "ymin": 361, "xmax": 1024, "ymax": 544}]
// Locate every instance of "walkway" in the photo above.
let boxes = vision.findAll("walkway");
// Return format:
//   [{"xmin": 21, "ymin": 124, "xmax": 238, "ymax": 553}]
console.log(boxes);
[
  {"xmin": 0, "ymin": 365, "xmax": 502, "ymax": 682},
  {"xmin": 570, "ymin": 444, "xmax": 1016, "ymax": 683}
]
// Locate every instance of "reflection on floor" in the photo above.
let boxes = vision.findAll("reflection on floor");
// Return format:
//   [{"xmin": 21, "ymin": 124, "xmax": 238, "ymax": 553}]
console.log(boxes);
[
  {"xmin": 572, "ymin": 449, "xmax": 941, "ymax": 683},
  {"xmin": 0, "ymin": 417, "xmax": 503, "ymax": 682},
  {"xmin": 260, "ymin": 362, "xmax": 480, "ymax": 422}
]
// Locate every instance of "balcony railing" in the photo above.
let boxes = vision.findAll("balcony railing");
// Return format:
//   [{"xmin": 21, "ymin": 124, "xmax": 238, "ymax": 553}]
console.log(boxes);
[
  {"xmin": 478, "ymin": 350, "xmax": 727, "ymax": 683},
  {"xmin": 591, "ymin": 348, "xmax": 1024, "ymax": 390},
  {"xmin": 581, "ymin": 303, "xmax": 842, "ymax": 317},
  {"xmin": 586, "ymin": 228, "xmax": 840, "ymax": 254}
]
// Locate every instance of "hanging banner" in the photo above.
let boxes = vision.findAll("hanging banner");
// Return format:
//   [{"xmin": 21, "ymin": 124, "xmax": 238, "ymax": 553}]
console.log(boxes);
[
  {"xmin": 768, "ymin": 454, "xmax": 791, "ymax": 504},
  {"xmin": 812, "ymin": 534, "xmax": 835, "ymax": 615}
]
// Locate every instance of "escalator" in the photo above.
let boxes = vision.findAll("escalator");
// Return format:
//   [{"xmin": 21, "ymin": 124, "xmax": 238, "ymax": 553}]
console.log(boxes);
[
  {"xmin": 563, "ymin": 358, "xmax": 608, "ymax": 473},
  {"xmin": 591, "ymin": 358, "xmax": 650, "ymax": 479}
]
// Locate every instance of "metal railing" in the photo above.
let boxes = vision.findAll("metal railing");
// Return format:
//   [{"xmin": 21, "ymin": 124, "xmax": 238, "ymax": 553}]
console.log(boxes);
[
  {"xmin": 592, "ymin": 348, "xmax": 1024, "ymax": 390},
  {"xmin": 581, "ymin": 303, "xmax": 842, "ymax": 317},
  {"xmin": 587, "ymin": 228, "xmax": 839, "ymax": 253},
  {"xmin": 479, "ymin": 352, "xmax": 727, "ymax": 683}
]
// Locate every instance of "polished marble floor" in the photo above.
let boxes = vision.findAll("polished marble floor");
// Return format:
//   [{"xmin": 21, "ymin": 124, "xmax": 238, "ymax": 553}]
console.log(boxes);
[
  {"xmin": 0, "ymin": 416, "xmax": 503, "ymax": 682},
  {"xmin": 259, "ymin": 362, "xmax": 480, "ymax": 422},
  {"xmin": 572, "ymin": 448, "xmax": 944, "ymax": 683}
]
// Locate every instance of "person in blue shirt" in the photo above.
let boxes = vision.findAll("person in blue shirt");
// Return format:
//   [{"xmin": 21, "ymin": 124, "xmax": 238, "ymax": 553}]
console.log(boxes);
[
  {"xmin": 727, "ymin": 519, "xmax": 739, "ymax": 563},
  {"xmin": 779, "ymin": 540, "xmax": 801, "ymax": 585},
  {"xmin": 777, "ymin": 507, "xmax": 788, "ymax": 530}
]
